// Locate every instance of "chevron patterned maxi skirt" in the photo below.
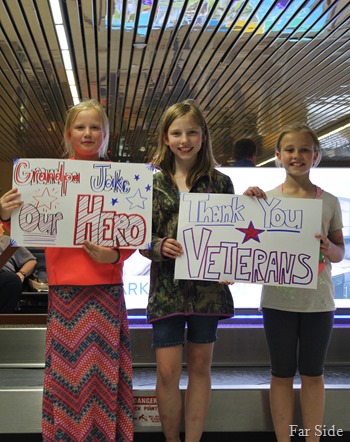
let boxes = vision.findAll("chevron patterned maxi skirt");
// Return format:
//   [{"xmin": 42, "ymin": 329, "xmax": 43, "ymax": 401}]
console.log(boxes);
[{"xmin": 42, "ymin": 284, "xmax": 134, "ymax": 442}]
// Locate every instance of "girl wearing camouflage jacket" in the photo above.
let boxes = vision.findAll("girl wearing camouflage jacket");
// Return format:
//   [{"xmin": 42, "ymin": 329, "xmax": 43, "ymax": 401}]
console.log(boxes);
[{"xmin": 141, "ymin": 100, "xmax": 263, "ymax": 442}]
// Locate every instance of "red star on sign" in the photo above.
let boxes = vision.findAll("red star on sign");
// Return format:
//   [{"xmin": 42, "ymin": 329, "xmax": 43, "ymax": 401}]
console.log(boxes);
[{"xmin": 236, "ymin": 221, "xmax": 265, "ymax": 243}]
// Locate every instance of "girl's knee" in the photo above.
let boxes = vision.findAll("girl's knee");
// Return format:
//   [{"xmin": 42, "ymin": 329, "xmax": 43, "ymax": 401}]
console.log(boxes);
[
  {"xmin": 157, "ymin": 366, "xmax": 181, "ymax": 387},
  {"xmin": 300, "ymin": 374, "xmax": 324, "ymax": 386}
]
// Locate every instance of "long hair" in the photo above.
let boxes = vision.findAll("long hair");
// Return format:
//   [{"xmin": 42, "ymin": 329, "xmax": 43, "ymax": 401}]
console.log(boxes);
[
  {"xmin": 152, "ymin": 100, "xmax": 217, "ymax": 187},
  {"xmin": 275, "ymin": 123, "xmax": 322, "ymax": 167},
  {"xmin": 62, "ymin": 99, "xmax": 110, "ymax": 159}
]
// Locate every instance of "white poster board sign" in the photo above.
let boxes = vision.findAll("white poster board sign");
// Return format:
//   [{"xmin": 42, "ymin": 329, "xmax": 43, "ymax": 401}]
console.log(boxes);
[
  {"xmin": 10, "ymin": 159, "xmax": 154, "ymax": 248},
  {"xmin": 174, "ymin": 193, "xmax": 322, "ymax": 289}
]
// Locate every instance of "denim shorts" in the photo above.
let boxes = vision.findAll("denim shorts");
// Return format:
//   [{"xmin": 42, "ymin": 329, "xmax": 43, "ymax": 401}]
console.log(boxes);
[{"xmin": 152, "ymin": 315, "xmax": 220, "ymax": 348}]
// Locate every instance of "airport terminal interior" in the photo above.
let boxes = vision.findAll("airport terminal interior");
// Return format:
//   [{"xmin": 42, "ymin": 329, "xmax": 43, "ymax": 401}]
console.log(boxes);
[{"xmin": 1, "ymin": 0, "xmax": 350, "ymax": 440}]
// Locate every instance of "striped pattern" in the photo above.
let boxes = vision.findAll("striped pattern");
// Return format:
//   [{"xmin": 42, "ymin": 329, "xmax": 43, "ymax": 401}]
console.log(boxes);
[
  {"xmin": 42, "ymin": 285, "xmax": 133, "ymax": 442},
  {"xmin": 74, "ymin": 195, "xmax": 104, "ymax": 245}
]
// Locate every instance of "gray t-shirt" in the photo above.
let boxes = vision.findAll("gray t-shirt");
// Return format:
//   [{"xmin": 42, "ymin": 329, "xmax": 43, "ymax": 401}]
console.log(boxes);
[
  {"xmin": 0, "ymin": 235, "xmax": 36, "ymax": 273},
  {"xmin": 260, "ymin": 186, "xmax": 343, "ymax": 313}
]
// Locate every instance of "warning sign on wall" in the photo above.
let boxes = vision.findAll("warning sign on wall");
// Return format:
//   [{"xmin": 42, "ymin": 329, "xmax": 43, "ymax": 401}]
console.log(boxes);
[{"xmin": 133, "ymin": 396, "xmax": 161, "ymax": 427}]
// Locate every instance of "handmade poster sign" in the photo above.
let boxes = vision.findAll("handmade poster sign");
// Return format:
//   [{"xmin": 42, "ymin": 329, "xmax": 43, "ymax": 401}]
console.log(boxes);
[
  {"xmin": 9, "ymin": 159, "xmax": 154, "ymax": 248},
  {"xmin": 174, "ymin": 193, "xmax": 323, "ymax": 289}
]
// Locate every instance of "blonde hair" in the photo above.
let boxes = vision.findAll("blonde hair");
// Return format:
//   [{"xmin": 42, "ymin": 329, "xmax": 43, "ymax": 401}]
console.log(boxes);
[
  {"xmin": 152, "ymin": 100, "xmax": 217, "ymax": 187},
  {"xmin": 276, "ymin": 123, "xmax": 322, "ymax": 167},
  {"xmin": 63, "ymin": 99, "xmax": 110, "ymax": 159}
]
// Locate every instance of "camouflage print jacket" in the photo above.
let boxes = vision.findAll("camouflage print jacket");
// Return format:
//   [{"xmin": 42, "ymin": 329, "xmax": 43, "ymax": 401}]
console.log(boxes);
[{"xmin": 140, "ymin": 169, "xmax": 235, "ymax": 322}]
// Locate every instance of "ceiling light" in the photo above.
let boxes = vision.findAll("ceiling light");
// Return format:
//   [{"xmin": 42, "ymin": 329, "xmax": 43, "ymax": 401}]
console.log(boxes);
[
  {"xmin": 61, "ymin": 50, "xmax": 72, "ymax": 70},
  {"xmin": 56, "ymin": 24, "xmax": 68, "ymax": 49},
  {"xmin": 49, "ymin": 0, "xmax": 80, "ymax": 104},
  {"xmin": 318, "ymin": 122, "xmax": 350, "ymax": 140},
  {"xmin": 133, "ymin": 43, "xmax": 147, "ymax": 49},
  {"xmin": 256, "ymin": 156, "xmax": 276, "ymax": 167},
  {"xmin": 49, "ymin": 0, "xmax": 63, "ymax": 24},
  {"xmin": 66, "ymin": 70, "xmax": 75, "ymax": 85}
]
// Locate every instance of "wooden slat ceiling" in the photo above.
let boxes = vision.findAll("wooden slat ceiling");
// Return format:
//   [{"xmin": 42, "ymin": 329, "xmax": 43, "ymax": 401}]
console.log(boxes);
[{"xmin": 1, "ymin": 0, "xmax": 350, "ymax": 166}]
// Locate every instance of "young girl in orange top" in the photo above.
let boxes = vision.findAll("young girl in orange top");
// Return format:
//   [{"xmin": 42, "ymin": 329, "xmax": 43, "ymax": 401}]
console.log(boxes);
[{"xmin": 0, "ymin": 99, "xmax": 134, "ymax": 442}]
